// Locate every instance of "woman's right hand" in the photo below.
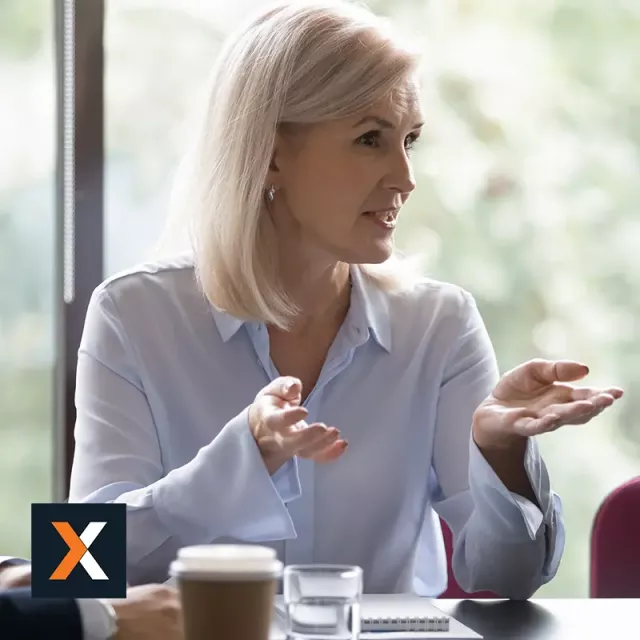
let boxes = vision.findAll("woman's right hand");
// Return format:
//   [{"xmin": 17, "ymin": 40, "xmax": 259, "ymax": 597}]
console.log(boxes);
[{"xmin": 248, "ymin": 376, "xmax": 348, "ymax": 474}]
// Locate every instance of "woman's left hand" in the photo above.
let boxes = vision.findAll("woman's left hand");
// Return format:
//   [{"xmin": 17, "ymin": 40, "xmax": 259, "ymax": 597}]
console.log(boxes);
[{"xmin": 472, "ymin": 359, "xmax": 624, "ymax": 450}]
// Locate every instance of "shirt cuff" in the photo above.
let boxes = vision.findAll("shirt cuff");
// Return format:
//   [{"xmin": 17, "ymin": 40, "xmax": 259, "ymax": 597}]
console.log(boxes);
[
  {"xmin": 508, "ymin": 491, "xmax": 544, "ymax": 538},
  {"xmin": 469, "ymin": 434, "xmax": 565, "ymax": 582},
  {"xmin": 76, "ymin": 598, "xmax": 117, "ymax": 640},
  {"xmin": 270, "ymin": 457, "xmax": 302, "ymax": 503},
  {"xmin": 541, "ymin": 491, "xmax": 565, "ymax": 581},
  {"xmin": 469, "ymin": 435, "xmax": 553, "ymax": 539},
  {"xmin": 153, "ymin": 406, "xmax": 297, "ymax": 543}
]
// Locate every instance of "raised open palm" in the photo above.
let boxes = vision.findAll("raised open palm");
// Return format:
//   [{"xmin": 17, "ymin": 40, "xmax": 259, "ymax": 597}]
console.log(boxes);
[
  {"xmin": 249, "ymin": 377, "xmax": 347, "ymax": 464},
  {"xmin": 473, "ymin": 359, "xmax": 624, "ymax": 446}
]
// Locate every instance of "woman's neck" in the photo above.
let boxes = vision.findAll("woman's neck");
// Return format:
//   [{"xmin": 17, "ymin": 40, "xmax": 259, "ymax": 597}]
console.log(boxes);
[{"xmin": 276, "ymin": 260, "xmax": 351, "ymax": 336}]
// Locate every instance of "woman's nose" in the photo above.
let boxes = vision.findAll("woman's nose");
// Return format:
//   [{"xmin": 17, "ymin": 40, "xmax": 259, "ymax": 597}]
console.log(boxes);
[{"xmin": 382, "ymin": 150, "xmax": 416, "ymax": 195}]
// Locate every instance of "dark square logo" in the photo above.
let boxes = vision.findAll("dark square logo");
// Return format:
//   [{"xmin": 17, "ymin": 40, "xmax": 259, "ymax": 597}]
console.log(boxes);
[{"xmin": 31, "ymin": 503, "xmax": 126, "ymax": 598}]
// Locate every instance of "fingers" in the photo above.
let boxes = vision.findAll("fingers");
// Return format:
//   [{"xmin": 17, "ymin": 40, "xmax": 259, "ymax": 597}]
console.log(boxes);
[
  {"xmin": 296, "ymin": 426, "xmax": 341, "ymax": 458},
  {"xmin": 493, "ymin": 360, "xmax": 590, "ymax": 400},
  {"xmin": 254, "ymin": 378, "xmax": 349, "ymax": 463},
  {"xmin": 513, "ymin": 408, "xmax": 601, "ymax": 436},
  {"xmin": 550, "ymin": 393, "xmax": 616, "ymax": 419},
  {"xmin": 278, "ymin": 421, "xmax": 348, "ymax": 463},
  {"xmin": 525, "ymin": 359, "xmax": 590, "ymax": 386},
  {"xmin": 532, "ymin": 389, "xmax": 619, "ymax": 424},
  {"xmin": 512, "ymin": 392, "xmax": 618, "ymax": 436},
  {"xmin": 571, "ymin": 386, "xmax": 624, "ymax": 402},
  {"xmin": 286, "ymin": 423, "xmax": 337, "ymax": 454},
  {"xmin": 266, "ymin": 405, "xmax": 309, "ymax": 432},
  {"xmin": 544, "ymin": 399, "xmax": 603, "ymax": 421},
  {"xmin": 311, "ymin": 439, "xmax": 348, "ymax": 463},
  {"xmin": 257, "ymin": 376, "xmax": 303, "ymax": 405},
  {"xmin": 297, "ymin": 424, "xmax": 348, "ymax": 463}
]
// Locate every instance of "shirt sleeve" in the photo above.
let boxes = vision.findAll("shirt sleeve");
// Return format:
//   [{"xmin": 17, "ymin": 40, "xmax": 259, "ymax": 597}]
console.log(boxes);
[
  {"xmin": 469, "ymin": 436, "xmax": 565, "ymax": 582},
  {"xmin": 76, "ymin": 598, "xmax": 116, "ymax": 640},
  {"xmin": 69, "ymin": 288, "xmax": 299, "ymax": 586},
  {"xmin": 429, "ymin": 290, "xmax": 564, "ymax": 600}
]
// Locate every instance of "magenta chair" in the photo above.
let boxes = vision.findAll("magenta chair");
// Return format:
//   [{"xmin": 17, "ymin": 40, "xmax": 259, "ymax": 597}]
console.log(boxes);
[
  {"xmin": 590, "ymin": 476, "xmax": 640, "ymax": 598},
  {"xmin": 438, "ymin": 519, "xmax": 496, "ymax": 599}
]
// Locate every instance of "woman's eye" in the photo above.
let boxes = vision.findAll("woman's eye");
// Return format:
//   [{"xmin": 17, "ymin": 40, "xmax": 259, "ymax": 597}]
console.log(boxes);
[
  {"xmin": 356, "ymin": 131, "xmax": 421, "ymax": 151},
  {"xmin": 405, "ymin": 133, "xmax": 420, "ymax": 151},
  {"xmin": 357, "ymin": 131, "xmax": 380, "ymax": 147}
]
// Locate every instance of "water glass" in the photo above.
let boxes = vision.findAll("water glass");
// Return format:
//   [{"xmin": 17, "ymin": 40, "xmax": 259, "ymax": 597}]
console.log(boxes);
[{"xmin": 283, "ymin": 564, "xmax": 363, "ymax": 640}]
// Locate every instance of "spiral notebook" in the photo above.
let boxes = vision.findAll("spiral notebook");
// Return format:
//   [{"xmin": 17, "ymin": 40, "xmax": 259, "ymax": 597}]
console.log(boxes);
[{"xmin": 272, "ymin": 594, "xmax": 482, "ymax": 639}]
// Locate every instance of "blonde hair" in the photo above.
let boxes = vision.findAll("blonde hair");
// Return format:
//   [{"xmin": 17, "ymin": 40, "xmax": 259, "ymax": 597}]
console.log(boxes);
[{"xmin": 167, "ymin": 0, "xmax": 422, "ymax": 329}]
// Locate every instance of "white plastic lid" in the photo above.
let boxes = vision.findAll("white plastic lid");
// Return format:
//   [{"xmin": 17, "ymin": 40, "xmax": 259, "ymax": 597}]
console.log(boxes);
[{"xmin": 169, "ymin": 544, "xmax": 283, "ymax": 578}]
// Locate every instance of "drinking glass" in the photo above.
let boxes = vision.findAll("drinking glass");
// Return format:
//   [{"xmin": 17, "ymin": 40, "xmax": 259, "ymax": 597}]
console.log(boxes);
[{"xmin": 283, "ymin": 564, "xmax": 363, "ymax": 640}]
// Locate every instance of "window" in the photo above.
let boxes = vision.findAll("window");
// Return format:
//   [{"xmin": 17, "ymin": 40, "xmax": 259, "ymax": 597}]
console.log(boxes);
[
  {"xmin": 0, "ymin": 0, "xmax": 55, "ymax": 556},
  {"xmin": 105, "ymin": 0, "xmax": 228, "ymax": 275}
]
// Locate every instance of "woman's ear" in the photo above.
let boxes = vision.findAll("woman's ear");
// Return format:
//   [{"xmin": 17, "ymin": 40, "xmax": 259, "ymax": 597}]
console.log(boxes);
[
  {"xmin": 267, "ymin": 131, "xmax": 285, "ymax": 185},
  {"xmin": 268, "ymin": 150, "xmax": 279, "ymax": 172},
  {"xmin": 267, "ymin": 124, "xmax": 304, "ymax": 186}
]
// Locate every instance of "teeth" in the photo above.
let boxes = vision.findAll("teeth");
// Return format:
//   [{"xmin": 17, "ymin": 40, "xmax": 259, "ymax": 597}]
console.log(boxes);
[
  {"xmin": 370, "ymin": 211, "xmax": 394, "ymax": 221},
  {"xmin": 376, "ymin": 211, "xmax": 396, "ymax": 226},
  {"xmin": 364, "ymin": 210, "xmax": 397, "ymax": 228}
]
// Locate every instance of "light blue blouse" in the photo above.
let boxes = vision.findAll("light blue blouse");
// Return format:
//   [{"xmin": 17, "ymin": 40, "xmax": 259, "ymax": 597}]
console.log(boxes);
[{"xmin": 68, "ymin": 255, "xmax": 564, "ymax": 597}]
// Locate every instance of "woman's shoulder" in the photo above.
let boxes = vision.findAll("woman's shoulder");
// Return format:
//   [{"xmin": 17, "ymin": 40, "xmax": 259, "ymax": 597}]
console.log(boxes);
[
  {"xmin": 80, "ymin": 254, "xmax": 217, "ymax": 363},
  {"xmin": 359, "ymin": 263, "xmax": 481, "ymax": 352},
  {"xmin": 362, "ymin": 261, "xmax": 476, "ymax": 322},
  {"xmin": 389, "ymin": 274, "xmax": 477, "ymax": 327},
  {"xmin": 95, "ymin": 253, "xmax": 197, "ymax": 300},
  {"xmin": 88, "ymin": 253, "xmax": 209, "ymax": 323}
]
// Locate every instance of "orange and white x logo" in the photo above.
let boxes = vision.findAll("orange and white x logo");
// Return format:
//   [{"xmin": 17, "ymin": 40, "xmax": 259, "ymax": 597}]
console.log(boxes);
[{"xmin": 50, "ymin": 522, "xmax": 108, "ymax": 581}]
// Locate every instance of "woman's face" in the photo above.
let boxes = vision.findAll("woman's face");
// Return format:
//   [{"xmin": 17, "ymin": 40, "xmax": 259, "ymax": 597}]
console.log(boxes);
[{"xmin": 270, "ymin": 79, "xmax": 423, "ymax": 265}]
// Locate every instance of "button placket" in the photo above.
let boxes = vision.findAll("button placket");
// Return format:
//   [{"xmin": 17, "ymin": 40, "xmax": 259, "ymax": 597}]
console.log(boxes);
[{"xmin": 284, "ymin": 392, "xmax": 320, "ymax": 566}]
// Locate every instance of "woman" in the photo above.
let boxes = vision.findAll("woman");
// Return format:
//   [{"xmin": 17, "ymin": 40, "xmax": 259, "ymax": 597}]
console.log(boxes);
[{"xmin": 69, "ymin": 0, "xmax": 622, "ymax": 595}]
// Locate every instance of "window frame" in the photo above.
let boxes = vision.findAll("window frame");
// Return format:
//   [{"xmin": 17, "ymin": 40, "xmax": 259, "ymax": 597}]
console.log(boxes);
[{"xmin": 53, "ymin": 0, "xmax": 105, "ymax": 499}]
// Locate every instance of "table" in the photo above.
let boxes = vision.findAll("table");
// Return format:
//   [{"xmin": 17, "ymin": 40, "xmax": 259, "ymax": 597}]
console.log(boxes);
[
  {"xmin": 271, "ymin": 598, "xmax": 638, "ymax": 639},
  {"xmin": 437, "ymin": 598, "xmax": 639, "ymax": 639}
]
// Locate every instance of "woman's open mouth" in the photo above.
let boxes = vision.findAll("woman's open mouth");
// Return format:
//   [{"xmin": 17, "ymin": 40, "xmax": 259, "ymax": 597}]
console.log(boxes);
[{"xmin": 362, "ymin": 209, "xmax": 398, "ymax": 230}]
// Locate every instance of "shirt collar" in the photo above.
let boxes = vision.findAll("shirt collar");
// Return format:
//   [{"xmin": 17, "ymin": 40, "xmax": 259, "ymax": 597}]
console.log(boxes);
[
  {"xmin": 348, "ymin": 265, "xmax": 392, "ymax": 352},
  {"xmin": 210, "ymin": 264, "xmax": 392, "ymax": 352},
  {"xmin": 210, "ymin": 306, "xmax": 245, "ymax": 342}
]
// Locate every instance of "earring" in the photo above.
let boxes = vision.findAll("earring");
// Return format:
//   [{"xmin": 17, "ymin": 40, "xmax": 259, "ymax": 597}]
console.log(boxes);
[{"xmin": 266, "ymin": 184, "xmax": 276, "ymax": 202}]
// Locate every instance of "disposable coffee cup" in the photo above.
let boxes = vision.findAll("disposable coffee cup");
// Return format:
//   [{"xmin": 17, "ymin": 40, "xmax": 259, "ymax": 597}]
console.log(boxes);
[{"xmin": 169, "ymin": 544, "xmax": 283, "ymax": 640}]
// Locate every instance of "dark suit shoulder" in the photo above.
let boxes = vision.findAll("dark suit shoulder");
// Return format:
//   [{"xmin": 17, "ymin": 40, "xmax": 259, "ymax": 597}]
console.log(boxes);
[{"xmin": 0, "ymin": 588, "xmax": 82, "ymax": 640}]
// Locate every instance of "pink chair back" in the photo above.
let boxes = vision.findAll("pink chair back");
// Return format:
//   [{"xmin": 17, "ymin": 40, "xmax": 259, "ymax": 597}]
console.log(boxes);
[
  {"xmin": 590, "ymin": 476, "xmax": 640, "ymax": 598},
  {"xmin": 438, "ymin": 518, "xmax": 497, "ymax": 599}
]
